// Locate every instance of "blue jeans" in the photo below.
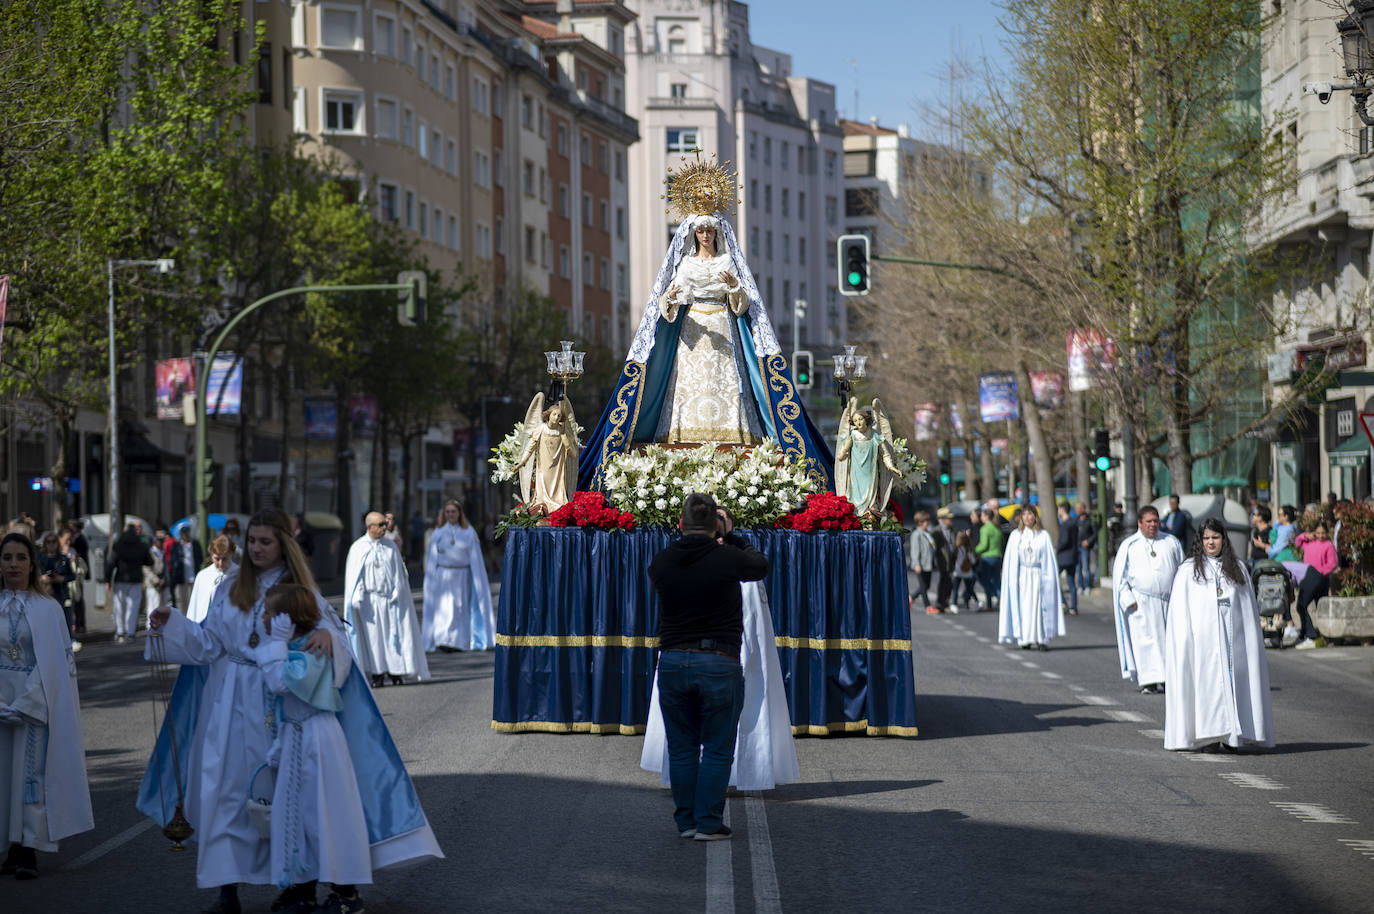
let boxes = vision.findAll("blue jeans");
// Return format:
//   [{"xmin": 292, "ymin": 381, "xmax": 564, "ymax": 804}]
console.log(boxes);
[
  {"xmin": 1078, "ymin": 546, "xmax": 1097, "ymax": 590},
  {"xmin": 978, "ymin": 556, "xmax": 1002, "ymax": 604},
  {"xmin": 657, "ymin": 650, "xmax": 745, "ymax": 834},
  {"xmin": 1061, "ymin": 564, "xmax": 1078, "ymax": 612}
]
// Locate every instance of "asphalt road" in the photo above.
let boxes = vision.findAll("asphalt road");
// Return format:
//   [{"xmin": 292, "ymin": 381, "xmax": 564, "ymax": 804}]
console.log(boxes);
[{"xmin": 10, "ymin": 588, "xmax": 1374, "ymax": 913}]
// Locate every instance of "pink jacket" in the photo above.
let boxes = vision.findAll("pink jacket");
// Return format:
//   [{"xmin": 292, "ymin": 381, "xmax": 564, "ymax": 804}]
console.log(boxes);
[{"xmin": 1296, "ymin": 534, "xmax": 1338, "ymax": 576}]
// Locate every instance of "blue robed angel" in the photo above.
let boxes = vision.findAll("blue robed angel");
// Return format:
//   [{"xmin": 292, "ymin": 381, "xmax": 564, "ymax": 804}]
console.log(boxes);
[{"xmin": 579, "ymin": 164, "xmax": 832, "ymax": 488}]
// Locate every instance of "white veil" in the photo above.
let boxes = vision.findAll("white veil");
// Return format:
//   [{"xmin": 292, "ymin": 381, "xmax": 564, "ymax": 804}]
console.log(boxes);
[{"xmin": 625, "ymin": 212, "xmax": 781, "ymax": 363}]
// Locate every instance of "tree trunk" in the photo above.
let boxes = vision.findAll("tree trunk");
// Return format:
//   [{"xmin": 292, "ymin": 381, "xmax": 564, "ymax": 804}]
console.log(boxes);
[
  {"xmin": 1015, "ymin": 358, "xmax": 1058, "ymax": 543},
  {"xmin": 960, "ymin": 425, "xmax": 980, "ymax": 502},
  {"xmin": 1138, "ymin": 445, "xmax": 1154, "ymax": 505},
  {"xmin": 48, "ymin": 406, "xmax": 74, "ymax": 526},
  {"xmin": 976, "ymin": 398, "xmax": 996, "ymax": 502}
]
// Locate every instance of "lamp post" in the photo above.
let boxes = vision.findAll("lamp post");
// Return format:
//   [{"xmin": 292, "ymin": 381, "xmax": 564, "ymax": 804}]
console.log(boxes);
[
  {"xmin": 832, "ymin": 344, "xmax": 868, "ymax": 409},
  {"xmin": 107, "ymin": 257, "xmax": 174, "ymax": 537},
  {"xmin": 1309, "ymin": 5, "xmax": 1374, "ymax": 124},
  {"xmin": 544, "ymin": 339, "xmax": 586, "ymax": 403}
]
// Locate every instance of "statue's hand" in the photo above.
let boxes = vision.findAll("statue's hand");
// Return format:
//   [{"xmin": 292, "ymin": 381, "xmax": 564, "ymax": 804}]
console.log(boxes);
[
  {"xmin": 719, "ymin": 270, "xmax": 738, "ymax": 288},
  {"xmin": 666, "ymin": 283, "xmax": 682, "ymax": 301}
]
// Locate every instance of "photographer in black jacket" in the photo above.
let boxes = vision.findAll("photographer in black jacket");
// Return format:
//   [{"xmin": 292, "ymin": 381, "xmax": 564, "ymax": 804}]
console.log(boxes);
[{"xmin": 648, "ymin": 493, "xmax": 769, "ymax": 842}]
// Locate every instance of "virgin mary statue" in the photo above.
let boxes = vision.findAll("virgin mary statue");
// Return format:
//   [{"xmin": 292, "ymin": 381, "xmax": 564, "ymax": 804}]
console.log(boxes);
[{"xmin": 578, "ymin": 155, "xmax": 833, "ymax": 488}]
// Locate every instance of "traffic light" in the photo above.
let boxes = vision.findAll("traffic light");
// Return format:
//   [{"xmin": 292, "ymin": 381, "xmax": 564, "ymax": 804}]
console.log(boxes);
[
  {"xmin": 397, "ymin": 270, "xmax": 427, "ymax": 326},
  {"xmin": 939, "ymin": 456, "xmax": 952, "ymax": 487},
  {"xmin": 1093, "ymin": 428, "xmax": 1111, "ymax": 472},
  {"xmin": 837, "ymin": 234, "xmax": 870, "ymax": 296},
  {"xmin": 792, "ymin": 350, "xmax": 814, "ymax": 389}
]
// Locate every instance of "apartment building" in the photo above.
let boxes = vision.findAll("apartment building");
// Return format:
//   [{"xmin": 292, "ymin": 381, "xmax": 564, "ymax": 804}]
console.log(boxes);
[
  {"xmin": 623, "ymin": 0, "xmax": 846, "ymax": 352},
  {"xmin": 1259, "ymin": 2, "xmax": 1374, "ymax": 505}
]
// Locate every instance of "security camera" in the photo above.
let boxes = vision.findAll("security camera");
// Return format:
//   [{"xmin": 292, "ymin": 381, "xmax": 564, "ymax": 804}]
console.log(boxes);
[{"xmin": 1305, "ymin": 81, "xmax": 1334, "ymax": 105}]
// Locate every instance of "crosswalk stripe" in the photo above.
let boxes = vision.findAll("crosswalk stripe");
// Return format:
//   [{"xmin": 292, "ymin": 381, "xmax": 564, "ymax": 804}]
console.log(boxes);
[{"xmin": 1271, "ymin": 803, "xmax": 1357, "ymax": 824}]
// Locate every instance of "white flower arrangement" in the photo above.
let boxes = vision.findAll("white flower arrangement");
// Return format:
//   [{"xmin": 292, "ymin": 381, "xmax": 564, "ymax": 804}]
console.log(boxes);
[
  {"xmin": 888, "ymin": 436, "xmax": 928, "ymax": 492},
  {"xmin": 601, "ymin": 441, "xmax": 816, "ymax": 527}
]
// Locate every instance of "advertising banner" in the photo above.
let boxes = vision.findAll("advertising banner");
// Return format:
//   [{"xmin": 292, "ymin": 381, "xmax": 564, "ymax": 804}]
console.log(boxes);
[
  {"xmin": 348, "ymin": 396, "xmax": 378, "ymax": 437},
  {"xmin": 978, "ymin": 372, "xmax": 1019, "ymax": 423},
  {"xmin": 1030, "ymin": 371, "xmax": 1065, "ymax": 410},
  {"xmin": 205, "ymin": 353, "xmax": 243, "ymax": 416},
  {"xmin": 913, "ymin": 404, "xmax": 940, "ymax": 441},
  {"xmin": 156, "ymin": 358, "xmax": 196, "ymax": 420},
  {"xmin": 949, "ymin": 403, "xmax": 965, "ymax": 439},
  {"xmin": 304, "ymin": 398, "xmax": 337, "ymax": 439},
  {"xmin": 1067, "ymin": 329, "xmax": 1117, "ymax": 392}
]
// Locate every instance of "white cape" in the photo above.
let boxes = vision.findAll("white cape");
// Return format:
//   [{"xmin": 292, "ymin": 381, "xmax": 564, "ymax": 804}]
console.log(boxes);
[
  {"xmin": 422, "ymin": 524, "xmax": 494, "ymax": 651},
  {"xmin": 185, "ymin": 561, "xmax": 235, "ymax": 624},
  {"xmin": 344, "ymin": 536, "xmax": 429, "ymax": 679},
  {"xmin": 1164, "ymin": 558, "xmax": 1274, "ymax": 751},
  {"xmin": 998, "ymin": 528, "xmax": 1065, "ymax": 645},
  {"xmin": 1111, "ymin": 532, "xmax": 1183, "ymax": 686},
  {"xmin": 640, "ymin": 581, "xmax": 799, "ymax": 791}
]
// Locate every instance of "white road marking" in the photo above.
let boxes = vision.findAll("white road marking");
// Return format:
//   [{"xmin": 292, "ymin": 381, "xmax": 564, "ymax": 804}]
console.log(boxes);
[
  {"xmin": 1270, "ymin": 803, "xmax": 1357, "ymax": 825},
  {"xmin": 1103, "ymin": 709, "xmax": 1152, "ymax": 723},
  {"xmin": 1039, "ymin": 671, "xmax": 1063, "ymax": 679},
  {"xmin": 744, "ymin": 792, "xmax": 782, "ymax": 914},
  {"xmin": 1067, "ymin": 684, "xmax": 1086, "ymax": 692},
  {"xmin": 1183, "ymin": 753, "xmax": 1232, "ymax": 764},
  {"xmin": 706, "ymin": 802, "xmax": 735, "ymax": 913},
  {"xmin": 1020, "ymin": 661, "xmax": 1040, "ymax": 669},
  {"xmin": 1337, "ymin": 838, "xmax": 1374, "ymax": 859},
  {"xmin": 1138, "ymin": 729, "xmax": 1165, "ymax": 740},
  {"xmin": 1218, "ymin": 772, "xmax": 1287, "ymax": 791},
  {"xmin": 1079, "ymin": 695, "xmax": 1117, "ymax": 706},
  {"xmin": 975, "ymin": 636, "xmax": 991, "ymax": 644},
  {"xmin": 61, "ymin": 820, "xmax": 153, "ymax": 870}
]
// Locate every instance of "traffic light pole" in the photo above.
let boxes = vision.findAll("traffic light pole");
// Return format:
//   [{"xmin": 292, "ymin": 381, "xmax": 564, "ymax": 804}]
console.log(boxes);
[{"xmin": 194, "ymin": 281, "xmax": 416, "ymax": 546}]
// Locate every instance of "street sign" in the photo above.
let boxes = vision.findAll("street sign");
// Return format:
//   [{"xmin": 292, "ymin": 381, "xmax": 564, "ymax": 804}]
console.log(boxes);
[{"xmin": 1359, "ymin": 411, "xmax": 1374, "ymax": 449}]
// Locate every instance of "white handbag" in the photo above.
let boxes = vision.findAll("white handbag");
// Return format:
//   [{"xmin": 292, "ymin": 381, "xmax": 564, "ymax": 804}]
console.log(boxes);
[{"xmin": 246, "ymin": 763, "xmax": 275, "ymax": 839}]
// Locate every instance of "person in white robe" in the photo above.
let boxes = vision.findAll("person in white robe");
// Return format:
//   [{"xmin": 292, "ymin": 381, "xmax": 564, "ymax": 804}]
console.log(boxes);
[
  {"xmin": 422, "ymin": 500, "xmax": 493, "ymax": 652},
  {"xmin": 144, "ymin": 509, "xmax": 441, "ymax": 914},
  {"xmin": 344, "ymin": 514, "xmax": 428, "ymax": 686},
  {"xmin": 0, "ymin": 533, "xmax": 93, "ymax": 880},
  {"xmin": 255, "ymin": 583, "xmax": 371, "ymax": 902},
  {"xmin": 1164, "ymin": 518, "xmax": 1274, "ymax": 752},
  {"xmin": 641, "ymin": 581, "xmax": 798, "ymax": 790},
  {"xmin": 186, "ymin": 535, "xmax": 237, "ymax": 625},
  {"xmin": 999, "ymin": 506, "xmax": 1065, "ymax": 650},
  {"xmin": 1112, "ymin": 507, "xmax": 1184, "ymax": 694}
]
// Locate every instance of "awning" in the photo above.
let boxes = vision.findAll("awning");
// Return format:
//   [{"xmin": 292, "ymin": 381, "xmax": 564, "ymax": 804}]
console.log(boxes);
[{"xmin": 1327, "ymin": 434, "xmax": 1370, "ymax": 467}]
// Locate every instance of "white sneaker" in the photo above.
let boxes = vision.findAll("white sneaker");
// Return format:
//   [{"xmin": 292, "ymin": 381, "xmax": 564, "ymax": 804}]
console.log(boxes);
[
  {"xmin": 70, "ymin": 641, "xmax": 82, "ymax": 653},
  {"xmin": 948, "ymin": 605, "xmax": 960, "ymax": 614},
  {"xmin": 1280, "ymin": 626, "xmax": 1299, "ymax": 648},
  {"xmin": 1294, "ymin": 638, "xmax": 1318, "ymax": 650}
]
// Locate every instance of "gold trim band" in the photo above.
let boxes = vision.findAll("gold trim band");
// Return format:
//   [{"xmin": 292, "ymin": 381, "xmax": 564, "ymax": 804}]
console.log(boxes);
[
  {"xmin": 490, "ymin": 720, "xmax": 646, "ymax": 735},
  {"xmin": 772, "ymin": 636, "xmax": 914, "ymax": 651},
  {"xmin": 495, "ymin": 633, "xmax": 913, "ymax": 652},
  {"xmin": 790, "ymin": 721, "xmax": 920, "ymax": 737}
]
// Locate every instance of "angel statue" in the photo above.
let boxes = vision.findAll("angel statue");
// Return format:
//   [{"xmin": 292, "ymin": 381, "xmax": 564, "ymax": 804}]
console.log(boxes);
[
  {"xmin": 835, "ymin": 397, "xmax": 900, "ymax": 517},
  {"xmin": 577, "ymin": 152, "xmax": 833, "ymax": 489},
  {"xmin": 515, "ymin": 393, "xmax": 581, "ymax": 514}
]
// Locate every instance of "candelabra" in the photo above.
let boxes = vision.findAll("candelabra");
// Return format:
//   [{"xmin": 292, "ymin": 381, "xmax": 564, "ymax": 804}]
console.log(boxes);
[
  {"xmin": 833, "ymin": 344, "xmax": 868, "ymax": 407},
  {"xmin": 545, "ymin": 340, "xmax": 585, "ymax": 402}
]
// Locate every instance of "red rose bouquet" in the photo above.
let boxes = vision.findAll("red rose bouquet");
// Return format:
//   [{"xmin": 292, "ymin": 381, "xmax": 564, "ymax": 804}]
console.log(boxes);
[
  {"xmin": 548, "ymin": 490, "xmax": 636, "ymax": 531},
  {"xmin": 774, "ymin": 492, "xmax": 861, "ymax": 532}
]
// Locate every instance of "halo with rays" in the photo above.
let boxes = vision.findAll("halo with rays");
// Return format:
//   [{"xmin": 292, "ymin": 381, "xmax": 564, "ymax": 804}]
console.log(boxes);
[{"xmin": 660, "ymin": 149, "xmax": 742, "ymax": 218}]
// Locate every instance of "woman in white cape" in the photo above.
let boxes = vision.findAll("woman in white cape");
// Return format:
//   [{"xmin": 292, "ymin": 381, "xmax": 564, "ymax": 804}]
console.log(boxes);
[
  {"xmin": 641, "ymin": 580, "xmax": 798, "ymax": 791},
  {"xmin": 422, "ymin": 500, "xmax": 494, "ymax": 652},
  {"xmin": 0, "ymin": 532, "xmax": 93, "ymax": 880},
  {"xmin": 1164, "ymin": 517, "xmax": 1274, "ymax": 752},
  {"xmin": 999, "ymin": 505, "xmax": 1066, "ymax": 650},
  {"xmin": 185, "ymin": 535, "xmax": 237, "ymax": 624}
]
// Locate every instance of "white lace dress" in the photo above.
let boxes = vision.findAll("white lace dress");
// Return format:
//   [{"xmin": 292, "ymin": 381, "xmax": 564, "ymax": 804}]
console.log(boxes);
[{"xmin": 654, "ymin": 253, "xmax": 764, "ymax": 445}]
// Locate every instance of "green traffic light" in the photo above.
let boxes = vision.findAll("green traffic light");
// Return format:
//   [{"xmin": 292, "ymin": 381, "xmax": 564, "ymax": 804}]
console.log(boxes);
[
  {"xmin": 939, "ymin": 473, "xmax": 951, "ymax": 485},
  {"xmin": 847, "ymin": 270, "xmax": 862, "ymax": 286},
  {"xmin": 1095, "ymin": 455, "xmax": 1111, "ymax": 471}
]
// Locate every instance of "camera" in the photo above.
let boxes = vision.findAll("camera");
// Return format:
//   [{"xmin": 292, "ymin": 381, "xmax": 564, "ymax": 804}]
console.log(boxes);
[{"xmin": 1305, "ymin": 81, "xmax": 1334, "ymax": 105}]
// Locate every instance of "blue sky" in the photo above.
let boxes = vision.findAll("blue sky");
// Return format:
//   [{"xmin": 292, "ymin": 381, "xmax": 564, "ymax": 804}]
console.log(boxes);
[{"xmin": 746, "ymin": 0, "xmax": 1006, "ymax": 137}]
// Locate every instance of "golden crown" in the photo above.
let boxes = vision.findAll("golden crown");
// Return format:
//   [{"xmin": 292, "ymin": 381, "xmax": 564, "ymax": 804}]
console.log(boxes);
[{"xmin": 661, "ymin": 150, "xmax": 741, "ymax": 218}]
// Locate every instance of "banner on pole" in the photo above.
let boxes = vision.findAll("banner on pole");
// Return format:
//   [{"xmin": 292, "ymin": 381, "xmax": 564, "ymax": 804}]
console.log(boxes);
[
  {"xmin": 913, "ymin": 404, "xmax": 940, "ymax": 441},
  {"xmin": 206, "ymin": 353, "xmax": 243, "ymax": 416},
  {"xmin": 1030, "ymin": 371, "xmax": 1065, "ymax": 410},
  {"xmin": 304, "ymin": 398, "xmax": 337, "ymax": 440},
  {"xmin": 348, "ymin": 396, "xmax": 378, "ymax": 437},
  {"xmin": 978, "ymin": 372, "xmax": 1019, "ymax": 423},
  {"xmin": 156, "ymin": 358, "xmax": 196, "ymax": 419},
  {"xmin": 1067, "ymin": 329, "xmax": 1117, "ymax": 391}
]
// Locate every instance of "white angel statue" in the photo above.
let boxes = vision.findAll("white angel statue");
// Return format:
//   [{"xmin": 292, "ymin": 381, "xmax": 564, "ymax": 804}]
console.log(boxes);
[
  {"xmin": 514, "ymin": 392, "xmax": 581, "ymax": 514},
  {"xmin": 835, "ymin": 397, "xmax": 900, "ymax": 517}
]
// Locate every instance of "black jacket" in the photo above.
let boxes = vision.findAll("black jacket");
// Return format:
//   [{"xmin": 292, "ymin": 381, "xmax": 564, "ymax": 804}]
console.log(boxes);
[
  {"xmin": 38, "ymin": 552, "xmax": 75, "ymax": 605},
  {"xmin": 649, "ymin": 533, "xmax": 769, "ymax": 655},
  {"xmin": 1056, "ymin": 516, "xmax": 1079, "ymax": 570},
  {"xmin": 1078, "ymin": 514, "xmax": 1097, "ymax": 549},
  {"xmin": 932, "ymin": 522, "xmax": 956, "ymax": 572},
  {"xmin": 166, "ymin": 539, "xmax": 204, "ymax": 587},
  {"xmin": 108, "ymin": 532, "xmax": 153, "ymax": 584}
]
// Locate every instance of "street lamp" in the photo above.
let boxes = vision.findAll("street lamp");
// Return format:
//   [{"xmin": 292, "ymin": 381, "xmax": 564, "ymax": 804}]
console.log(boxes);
[
  {"xmin": 107, "ymin": 257, "xmax": 174, "ymax": 536},
  {"xmin": 832, "ymin": 344, "xmax": 868, "ymax": 408},
  {"xmin": 544, "ymin": 339, "xmax": 585, "ymax": 403},
  {"xmin": 1311, "ymin": 4, "xmax": 1374, "ymax": 125}
]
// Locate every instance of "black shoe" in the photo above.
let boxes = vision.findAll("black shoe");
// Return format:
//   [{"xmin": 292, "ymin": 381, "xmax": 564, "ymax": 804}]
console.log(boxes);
[
  {"xmin": 693, "ymin": 826, "xmax": 733, "ymax": 842},
  {"xmin": 370, "ymin": 674, "xmax": 385, "ymax": 688},
  {"xmin": 389, "ymin": 674, "xmax": 404, "ymax": 686},
  {"xmin": 13, "ymin": 846, "xmax": 36, "ymax": 880},
  {"xmin": 271, "ymin": 883, "xmax": 317, "ymax": 912},
  {"xmin": 437, "ymin": 645, "xmax": 460, "ymax": 653},
  {"xmin": 1036, "ymin": 643, "xmax": 1049, "ymax": 652},
  {"xmin": 317, "ymin": 890, "xmax": 365, "ymax": 914},
  {"xmin": 0, "ymin": 843, "xmax": 19, "ymax": 876},
  {"xmin": 1199, "ymin": 743, "xmax": 1221, "ymax": 754}
]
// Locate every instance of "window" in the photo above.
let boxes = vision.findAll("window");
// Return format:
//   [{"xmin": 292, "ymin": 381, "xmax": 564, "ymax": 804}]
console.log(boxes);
[
  {"xmin": 491, "ymin": 83, "xmax": 503, "ymax": 118},
  {"xmin": 577, "ymin": 68, "xmax": 588, "ymax": 92},
  {"xmin": 447, "ymin": 215, "xmax": 456, "ymax": 250},
  {"xmin": 599, "ymin": 141, "xmax": 609, "ymax": 173},
  {"xmin": 473, "ymin": 76, "xmax": 490, "ymax": 115},
  {"xmin": 538, "ymin": 101, "xmax": 546, "ymax": 138},
  {"xmin": 401, "ymin": 25, "xmax": 412, "ymax": 65},
  {"xmin": 615, "ymin": 150, "xmax": 625, "ymax": 182},
  {"xmin": 444, "ymin": 65, "xmax": 455, "ymax": 100},
  {"xmin": 844, "ymin": 150, "xmax": 877, "ymax": 178},
  {"xmin": 320, "ymin": 7, "xmax": 361, "ymax": 50},
  {"xmin": 666, "ymin": 25, "xmax": 685, "ymax": 55},
  {"xmin": 582, "ymin": 253, "xmax": 593, "ymax": 286},
  {"xmin": 781, "ymin": 188, "xmax": 789, "ymax": 218},
  {"xmin": 404, "ymin": 189, "xmax": 414, "ymax": 229},
  {"xmin": 666, "ymin": 128, "xmax": 698, "ymax": 153},
  {"xmin": 800, "ymin": 281, "xmax": 807, "ymax": 301},
  {"xmin": 670, "ymin": 82, "xmax": 687, "ymax": 99},
  {"xmin": 798, "ymin": 191, "xmax": 806, "ymax": 219},
  {"xmin": 780, "ymin": 142, "xmax": 789, "ymax": 169},
  {"xmin": 617, "ymin": 264, "xmax": 626, "ymax": 295},
  {"xmin": 257, "ymin": 43, "xmax": 272, "ymax": 105},
  {"xmin": 523, "ymin": 160, "xmax": 535, "ymax": 196},
  {"xmin": 783, "ymin": 280, "xmax": 790, "ymax": 306},
  {"xmin": 432, "ymin": 206, "xmax": 442, "ymax": 241},
  {"xmin": 415, "ymin": 39, "xmax": 425, "ymax": 81},
  {"xmin": 782, "ymin": 234, "xmax": 790, "ymax": 264},
  {"xmin": 474, "ymin": 150, "xmax": 490, "ymax": 187},
  {"xmin": 493, "ymin": 149, "xmax": 504, "ymax": 186},
  {"xmin": 539, "ymin": 168, "xmax": 548, "ymax": 205},
  {"xmin": 430, "ymin": 128, "xmax": 441, "ymax": 166},
  {"xmin": 825, "ymin": 195, "xmax": 837, "ymax": 224},
  {"xmin": 559, "ymin": 245, "xmax": 571, "ymax": 279},
  {"xmin": 494, "ymin": 216, "xmax": 505, "ymax": 255},
  {"xmin": 374, "ymin": 14, "xmax": 396, "ymax": 57},
  {"xmin": 750, "ymin": 179, "xmax": 758, "ymax": 206},
  {"xmin": 615, "ymin": 206, "xmax": 625, "ymax": 240},
  {"xmin": 824, "ymin": 151, "xmax": 837, "ymax": 178},
  {"xmin": 429, "ymin": 54, "xmax": 439, "ymax": 90},
  {"xmin": 558, "ymin": 184, "xmax": 570, "ymax": 218},
  {"xmin": 799, "ymin": 237, "xmax": 806, "ymax": 265},
  {"xmin": 845, "ymin": 188, "xmax": 878, "ymax": 217},
  {"xmin": 749, "ymin": 131, "xmax": 757, "ymax": 159},
  {"xmin": 446, "ymin": 139, "xmax": 457, "ymax": 175},
  {"xmin": 541, "ymin": 233, "xmax": 550, "ymax": 269},
  {"xmin": 375, "ymin": 98, "xmax": 398, "ymax": 139},
  {"xmin": 378, "ymin": 183, "xmax": 399, "ymax": 223},
  {"xmin": 323, "ymin": 90, "xmax": 363, "ymax": 132},
  {"xmin": 763, "ymin": 137, "xmax": 771, "ymax": 165},
  {"xmin": 764, "ymin": 184, "xmax": 772, "ymax": 214},
  {"xmin": 474, "ymin": 222, "xmax": 491, "ymax": 258},
  {"xmin": 282, "ymin": 47, "xmax": 292, "ymax": 111},
  {"xmin": 401, "ymin": 106, "xmax": 414, "ymax": 146},
  {"xmin": 580, "ymin": 133, "xmax": 590, "ymax": 165},
  {"xmin": 765, "ymin": 230, "xmax": 773, "ymax": 259},
  {"xmin": 418, "ymin": 120, "xmax": 428, "ymax": 158},
  {"xmin": 525, "ymin": 226, "xmax": 537, "ymax": 264},
  {"xmin": 601, "ymin": 258, "xmax": 611, "ymax": 290},
  {"xmin": 557, "ymin": 124, "xmax": 569, "ymax": 157},
  {"xmin": 521, "ymin": 94, "xmax": 533, "ymax": 129},
  {"xmin": 594, "ymin": 76, "xmax": 605, "ymax": 100},
  {"xmin": 581, "ymin": 192, "xmax": 592, "ymax": 226},
  {"xmin": 419, "ymin": 201, "xmax": 428, "ymax": 238},
  {"xmin": 750, "ymin": 227, "xmax": 759, "ymax": 254}
]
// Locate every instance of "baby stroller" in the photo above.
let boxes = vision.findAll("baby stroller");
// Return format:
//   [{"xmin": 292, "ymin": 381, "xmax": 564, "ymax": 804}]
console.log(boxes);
[{"xmin": 1252, "ymin": 559, "xmax": 1293, "ymax": 648}]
